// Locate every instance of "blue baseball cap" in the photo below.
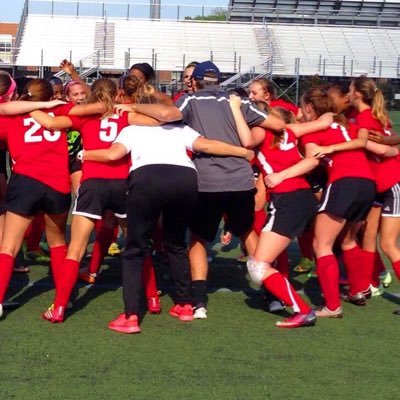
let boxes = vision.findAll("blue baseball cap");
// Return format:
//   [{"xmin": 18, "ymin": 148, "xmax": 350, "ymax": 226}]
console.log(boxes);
[{"xmin": 192, "ymin": 61, "xmax": 221, "ymax": 83}]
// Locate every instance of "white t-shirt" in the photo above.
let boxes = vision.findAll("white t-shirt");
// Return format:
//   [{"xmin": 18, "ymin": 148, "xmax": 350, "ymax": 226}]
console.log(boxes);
[{"xmin": 114, "ymin": 123, "xmax": 201, "ymax": 172}]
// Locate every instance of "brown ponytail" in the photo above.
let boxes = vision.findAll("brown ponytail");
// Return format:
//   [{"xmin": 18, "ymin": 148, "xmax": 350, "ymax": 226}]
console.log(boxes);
[{"xmin": 86, "ymin": 78, "xmax": 117, "ymax": 118}]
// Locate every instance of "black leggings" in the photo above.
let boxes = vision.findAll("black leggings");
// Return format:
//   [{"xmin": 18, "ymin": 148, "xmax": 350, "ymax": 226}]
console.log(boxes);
[{"xmin": 122, "ymin": 164, "xmax": 198, "ymax": 315}]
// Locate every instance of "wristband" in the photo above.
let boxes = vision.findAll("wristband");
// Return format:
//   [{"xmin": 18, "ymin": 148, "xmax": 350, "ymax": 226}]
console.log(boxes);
[{"xmin": 77, "ymin": 150, "xmax": 84, "ymax": 162}]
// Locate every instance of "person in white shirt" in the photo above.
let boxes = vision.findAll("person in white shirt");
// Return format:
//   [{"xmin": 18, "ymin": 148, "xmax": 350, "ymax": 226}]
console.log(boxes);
[{"xmin": 78, "ymin": 122, "xmax": 254, "ymax": 334}]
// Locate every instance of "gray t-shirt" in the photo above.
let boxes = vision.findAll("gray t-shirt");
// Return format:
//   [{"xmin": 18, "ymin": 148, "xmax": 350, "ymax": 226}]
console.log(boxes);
[{"xmin": 175, "ymin": 85, "xmax": 268, "ymax": 192}]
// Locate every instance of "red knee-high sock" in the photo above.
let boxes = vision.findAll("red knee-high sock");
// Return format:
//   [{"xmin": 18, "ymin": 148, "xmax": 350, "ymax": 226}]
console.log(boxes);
[
  {"xmin": 276, "ymin": 251, "xmax": 289, "ymax": 279},
  {"xmin": 298, "ymin": 229, "xmax": 315, "ymax": 260},
  {"xmin": 26, "ymin": 213, "xmax": 45, "ymax": 251},
  {"xmin": 263, "ymin": 272, "xmax": 311, "ymax": 313},
  {"xmin": 142, "ymin": 255, "xmax": 158, "ymax": 299},
  {"xmin": 342, "ymin": 246, "xmax": 365, "ymax": 295},
  {"xmin": 316, "ymin": 255, "xmax": 341, "ymax": 311},
  {"xmin": 392, "ymin": 259, "xmax": 400, "ymax": 280},
  {"xmin": 361, "ymin": 250, "xmax": 375, "ymax": 291},
  {"xmin": 54, "ymin": 259, "xmax": 80, "ymax": 308},
  {"xmin": 0, "ymin": 254, "xmax": 15, "ymax": 303},
  {"xmin": 372, "ymin": 252, "xmax": 386, "ymax": 287},
  {"xmin": 253, "ymin": 209, "xmax": 267, "ymax": 236},
  {"xmin": 49, "ymin": 244, "xmax": 67, "ymax": 288},
  {"xmin": 88, "ymin": 220, "xmax": 115, "ymax": 274}
]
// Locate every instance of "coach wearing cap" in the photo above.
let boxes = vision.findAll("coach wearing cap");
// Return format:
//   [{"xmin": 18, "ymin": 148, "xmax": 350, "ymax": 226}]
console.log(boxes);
[{"xmin": 126, "ymin": 60, "xmax": 285, "ymax": 319}]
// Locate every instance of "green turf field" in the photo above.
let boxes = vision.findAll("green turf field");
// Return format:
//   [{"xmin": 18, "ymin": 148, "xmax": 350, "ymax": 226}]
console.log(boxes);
[{"xmin": 1, "ymin": 237, "xmax": 399, "ymax": 400}]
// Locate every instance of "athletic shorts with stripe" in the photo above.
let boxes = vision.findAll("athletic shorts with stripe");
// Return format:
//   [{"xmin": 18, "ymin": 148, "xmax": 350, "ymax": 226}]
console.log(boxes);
[
  {"xmin": 319, "ymin": 177, "xmax": 375, "ymax": 222},
  {"xmin": 6, "ymin": 173, "xmax": 71, "ymax": 216},
  {"xmin": 263, "ymin": 189, "xmax": 317, "ymax": 238},
  {"xmin": 73, "ymin": 178, "xmax": 127, "ymax": 220},
  {"xmin": 377, "ymin": 182, "xmax": 400, "ymax": 217}
]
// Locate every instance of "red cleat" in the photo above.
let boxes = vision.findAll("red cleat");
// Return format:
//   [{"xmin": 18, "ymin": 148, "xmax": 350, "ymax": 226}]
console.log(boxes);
[
  {"xmin": 147, "ymin": 296, "xmax": 161, "ymax": 314},
  {"xmin": 108, "ymin": 313, "xmax": 141, "ymax": 334},
  {"xmin": 42, "ymin": 305, "xmax": 65, "ymax": 323},
  {"xmin": 169, "ymin": 304, "xmax": 194, "ymax": 322}
]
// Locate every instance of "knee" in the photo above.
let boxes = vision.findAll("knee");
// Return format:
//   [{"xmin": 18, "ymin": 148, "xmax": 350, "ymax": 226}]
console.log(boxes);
[{"xmin": 380, "ymin": 237, "xmax": 396, "ymax": 257}]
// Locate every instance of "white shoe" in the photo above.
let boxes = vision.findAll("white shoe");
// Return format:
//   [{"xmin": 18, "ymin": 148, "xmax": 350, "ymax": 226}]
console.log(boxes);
[
  {"xmin": 0, "ymin": 303, "xmax": 3, "ymax": 318},
  {"xmin": 370, "ymin": 284, "xmax": 384, "ymax": 297},
  {"xmin": 193, "ymin": 306, "xmax": 207, "ymax": 319},
  {"xmin": 379, "ymin": 271, "xmax": 393, "ymax": 288}
]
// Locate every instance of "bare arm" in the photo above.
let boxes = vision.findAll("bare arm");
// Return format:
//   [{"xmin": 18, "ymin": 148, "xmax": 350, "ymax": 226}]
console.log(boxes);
[
  {"xmin": 0, "ymin": 100, "xmax": 66, "ymax": 115},
  {"xmin": 366, "ymin": 140, "xmax": 400, "ymax": 157},
  {"xmin": 369, "ymin": 130, "xmax": 400, "ymax": 146},
  {"xmin": 229, "ymin": 94, "xmax": 264, "ymax": 148},
  {"xmin": 192, "ymin": 136, "xmax": 254, "ymax": 161},
  {"xmin": 259, "ymin": 114, "xmax": 286, "ymax": 131},
  {"xmin": 60, "ymin": 59, "xmax": 91, "ymax": 95},
  {"xmin": 30, "ymin": 111, "xmax": 72, "ymax": 130},
  {"xmin": 127, "ymin": 111, "xmax": 161, "ymax": 126},
  {"xmin": 79, "ymin": 143, "xmax": 128, "ymax": 162},
  {"xmin": 310, "ymin": 127, "xmax": 368, "ymax": 158},
  {"xmin": 117, "ymin": 103, "xmax": 182, "ymax": 122},
  {"xmin": 288, "ymin": 112, "xmax": 335, "ymax": 138},
  {"xmin": 68, "ymin": 102, "xmax": 107, "ymax": 116},
  {"xmin": 264, "ymin": 157, "xmax": 319, "ymax": 189}
]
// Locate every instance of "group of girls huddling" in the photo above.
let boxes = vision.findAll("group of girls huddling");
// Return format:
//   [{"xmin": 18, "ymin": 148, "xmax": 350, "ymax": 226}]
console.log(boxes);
[{"xmin": 0, "ymin": 61, "xmax": 398, "ymax": 334}]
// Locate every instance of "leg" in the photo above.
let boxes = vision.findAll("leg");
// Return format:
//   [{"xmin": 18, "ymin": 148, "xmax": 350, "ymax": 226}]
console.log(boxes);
[{"xmin": 380, "ymin": 217, "xmax": 400, "ymax": 280}]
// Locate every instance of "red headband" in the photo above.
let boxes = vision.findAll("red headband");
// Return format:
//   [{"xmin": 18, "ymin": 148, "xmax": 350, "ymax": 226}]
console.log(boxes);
[{"xmin": 0, "ymin": 77, "xmax": 17, "ymax": 103}]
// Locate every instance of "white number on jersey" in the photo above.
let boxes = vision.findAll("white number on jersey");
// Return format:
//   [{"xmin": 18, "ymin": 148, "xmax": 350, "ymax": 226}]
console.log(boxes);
[
  {"xmin": 99, "ymin": 114, "xmax": 119, "ymax": 142},
  {"xmin": 24, "ymin": 113, "xmax": 61, "ymax": 143},
  {"xmin": 279, "ymin": 130, "xmax": 295, "ymax": 151}
]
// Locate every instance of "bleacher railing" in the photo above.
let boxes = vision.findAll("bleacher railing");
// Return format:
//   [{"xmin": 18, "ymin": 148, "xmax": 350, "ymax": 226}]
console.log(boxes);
[{"xmin": 22, "ymin": 0, "xmax": 400, "ymax": 27}]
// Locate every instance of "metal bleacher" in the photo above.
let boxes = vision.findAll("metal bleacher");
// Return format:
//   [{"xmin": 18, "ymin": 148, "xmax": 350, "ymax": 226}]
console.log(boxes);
[{"xmin": 228, "ymin": 0, "xmax": 400, "ymax": 26}]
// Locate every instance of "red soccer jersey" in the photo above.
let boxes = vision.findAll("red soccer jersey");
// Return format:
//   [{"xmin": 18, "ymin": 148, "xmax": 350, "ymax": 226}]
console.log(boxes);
[
  {"xmin": 269, "ymin": 98, "xmax": 299, "ymax": 117},
  {"xmin": 0, "ymin": 104, "xmax": 72, "ymax": 194},
  {"xmin": 301, "ymin": 122, "xmax": 374, "ymax": 185},
  {"xmin": 69, "ymin": 113, "xmax": 130, "ymax": 182},
  {"xmin": 356, "ymin": 108, "xmax": 400, "ymax": 193},
  {"xmin": 255, "ymin": 128, "xmax": 310, "ymax": 193}
]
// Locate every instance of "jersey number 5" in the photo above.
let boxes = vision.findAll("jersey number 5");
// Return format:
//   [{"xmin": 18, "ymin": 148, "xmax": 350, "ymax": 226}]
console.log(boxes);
[
  {"xmin": 99, "ymin": 115, "xmax": 119, "ymax": 142},
  {"xmin": 24, "ymin": 114, "xmax": 61, "ymax": 143}
]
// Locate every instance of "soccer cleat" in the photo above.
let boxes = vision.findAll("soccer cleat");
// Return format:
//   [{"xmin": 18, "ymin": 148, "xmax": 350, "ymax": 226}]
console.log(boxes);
[
  {"xmin": 393, "ymin": 308, "xmax": 400, "ymax": 315},
  {"xmin": 379, "ymin": 271, "xmax": 393, "ymax": 288},
  {"xmin": 193, "ymin": 306, "xmax": 208, "ymax": 320},
  {"xmin": 275, "ymin": 310, "xmax": 316, "ymax": 328},
  {"xmin": 369, "ymin": 284, "xmax": 384, "ymax": 297},
  {"xmin": 315, "ymin": 306, "xmax": 343, "ymax": 318},
  {"xmin": 294, "ymin": 257, "xmax": 315, "ymax": 273},
  {"xmin": 42, "ymin": 305, "xmax": 65, "ymax": 323},
  {"xmin": 78, "ymin": 269, "xmax": 97, "ymax": 284},
  {"xmin": 263, "ymin": 292, "xmax": 286, "ymax": 313},
  {"xmin": 342, "ymin": 291, "xmax": 366, "ymax": 306},
  {"xmin": 108, "ymin": 313, "xmax": 141, "ymax": 334},
  {"xmin": 25, "ymin": 249, "xmax": 50, "ymax": 263},
  {"xmin": 147, "ymin": 296, "xmax": 161, "ymax": 314},
  {"xmin": 107, "ymin": 242, "xmax": 121, "ymax": 256},
  {"xmin": 362, "ymin": 287, "xmax": 372, "ymax": 299},
  {"xmin": 169, "ymin": 304, "xmax": 194, "ymax": 322},
  {"xmin": 0, "ymin": 303, "xmax": 3, "ymax": 318}
]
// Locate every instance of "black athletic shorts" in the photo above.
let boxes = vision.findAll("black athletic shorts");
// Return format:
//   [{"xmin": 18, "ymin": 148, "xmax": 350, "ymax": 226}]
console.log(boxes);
[
  {"xmin": 263, "ymin": 189, "xmax": 317, "ymax": 238},
  {"xmin": 318, "ymin": 177, "xmax": 375, "ymax": 222},
  {"xmin": 190, "ymin": 189, "xmax": 256, "ymax": 242},
  {"xmin": 6, "ymin": 173, "xmax": 71, "ymax": 216},
  {"xmin": 73, "ymin": 178, "xmax": 127, "ymax": 220},
  {"xmin": 305, "ymin": 164, "xmax": 328, "ymax": 194},
  {"xmin": 377, "ymin": 182, "xmax": 400, "ymax": 217}
]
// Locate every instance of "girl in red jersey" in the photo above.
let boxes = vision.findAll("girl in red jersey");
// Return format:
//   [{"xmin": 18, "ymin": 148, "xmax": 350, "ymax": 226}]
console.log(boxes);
[
  {"xmin": 31, "ymin": 77, "xmax": 161, "ymax": 322},
  {"xmin": 0, "ymin": 79, "xmax": 75, "ymax": 318},
  {"xmin": 301, "ymin": 87, "xmax": 377, "ymax": 318},
  {"xmin": 248, "ymin": 78, "xmax": 302, "ymax": 120},
  {"xmin": 349, "ymin": 77, "xmax": 400, "ymax": 305},
  {"xmin": 230, "ymin": 94, "xmax": 335, "ymax": 328}
]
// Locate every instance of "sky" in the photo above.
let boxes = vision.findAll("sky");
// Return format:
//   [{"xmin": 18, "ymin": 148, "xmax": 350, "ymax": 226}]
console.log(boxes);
[{"xmin": 0, "ymin": 0, "xmax": 229, "ymax": 22}]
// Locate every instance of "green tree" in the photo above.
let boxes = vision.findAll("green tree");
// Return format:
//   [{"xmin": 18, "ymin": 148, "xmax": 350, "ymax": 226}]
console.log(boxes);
[{"xmin": 185, "ymin": 7, "xmax": 228, "ymax": 21}]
